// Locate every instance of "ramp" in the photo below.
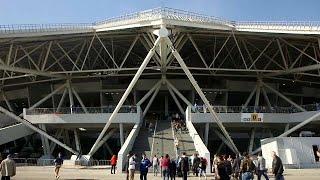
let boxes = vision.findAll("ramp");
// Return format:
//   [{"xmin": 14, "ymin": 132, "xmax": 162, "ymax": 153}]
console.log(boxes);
[{"xmin": 0, "ymin": 123, "xmax": 34, "ymax": 145}]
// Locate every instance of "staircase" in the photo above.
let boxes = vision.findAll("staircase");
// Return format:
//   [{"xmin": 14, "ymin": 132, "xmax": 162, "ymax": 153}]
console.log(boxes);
[
  {"xmin": 131, "ymin": 127, "xmax": 153, "ymax": 158},
  {"xmin": 152, "ymin": 120, "xmax": 176, "ymax": 159},
  {"xmin": 131, "ymin": 119, "xmax": 176, "ymax": 161},
  {"xmin": 175, "ymin": 130, "xmax": 197, "ymax": 156}
]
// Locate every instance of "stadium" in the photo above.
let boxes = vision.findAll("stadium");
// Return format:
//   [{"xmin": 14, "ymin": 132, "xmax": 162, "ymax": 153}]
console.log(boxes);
[{"xmin": 1, "ymin": 7, "xmax": 320, "ymax": 171}]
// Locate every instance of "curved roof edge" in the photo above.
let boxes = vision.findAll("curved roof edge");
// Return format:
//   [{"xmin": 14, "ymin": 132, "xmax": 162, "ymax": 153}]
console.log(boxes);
[{"xmin": 1, "ymin": 7, "xmax": 320, "ymax": 38}]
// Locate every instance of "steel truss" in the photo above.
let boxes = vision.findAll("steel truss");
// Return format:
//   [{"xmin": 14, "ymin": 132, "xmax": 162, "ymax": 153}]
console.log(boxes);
[{"xmin": 0, "ymin": 22, "xmax": 320, "ymax": 157}]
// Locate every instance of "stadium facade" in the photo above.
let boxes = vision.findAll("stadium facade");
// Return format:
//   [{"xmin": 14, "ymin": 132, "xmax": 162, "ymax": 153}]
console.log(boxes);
[{"xmin": 0, "ymin": 7, "xmax": 320, "ymax": 171}]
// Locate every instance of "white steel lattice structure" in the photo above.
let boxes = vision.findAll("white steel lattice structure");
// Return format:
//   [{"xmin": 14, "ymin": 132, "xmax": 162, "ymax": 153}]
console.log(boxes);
[{"xmin": 1, "ymin": 7, "xmax": 320, "ymax": 170}]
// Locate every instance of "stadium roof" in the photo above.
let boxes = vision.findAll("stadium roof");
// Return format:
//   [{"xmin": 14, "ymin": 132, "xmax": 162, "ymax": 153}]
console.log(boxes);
[{"xmin": 1, "ymin": 7, "xmax": 320, "ymax": 38}]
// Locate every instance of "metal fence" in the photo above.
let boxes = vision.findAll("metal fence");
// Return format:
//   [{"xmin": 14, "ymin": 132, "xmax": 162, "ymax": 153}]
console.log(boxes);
[
  {"xmin": 12, "ymin": 158, "xmax": 55, "ymax": 166},
  {"xmin": 94, "ymin": 7, "xmax": 234, "ymax": 27},
  {"xmin": 25, "ymin": 105, "xmax": 137, "ymax": 115},
  {"xmin": 12, "ymin": 158, "xmax": 111, "ymax": 167},
  {"xmin": 0, "ymin": 23, "xmax": 93, "ymax": 34}
]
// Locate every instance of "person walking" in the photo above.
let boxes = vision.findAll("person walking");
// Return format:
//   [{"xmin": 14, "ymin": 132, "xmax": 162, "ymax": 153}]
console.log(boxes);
[
  {"xmin": 160, "ymin": 156, "xmax": 164, "ymax": 177},
  {"xmin": 179, "ymin": 152, "xmax": 189, "ymax": 180},
  {"xmin": 193, "ymin": 154, "xmax": 200, "ymax": 176},
  {"xmin": 110, "ymin": 155, "xmax": 117, "ymax": 174},
  {"xmin": 231, "ymin": 154, "xmax": 241, "ymax": 179},
  {"xmin": 162, "ymin": 154, "xmax": 170, "ymax": 180},
  {"xmin": 0, "ymin": 154, "xmax": 16, "ymax": 180},
  {"xmin": 169, "ymin": 159, "xmax": 177, "ymax": 180},
  {"xmin": 257, "ymin": 153, "xmax": 269, "ymax": 180},
  {"xmin": 126, "ymin": 154, "xmax": 131, "ymax": 180},
  {"xmin": 152, "ymin": 155, "xmax": 159, "ymax": 176},
  {"xmin": 54, "ymin": 153, "xmax": 63, "ymax": 179},
  {"xmin": 140, "ymin": 153, "xmax": 151, "ymax": 180},
  {"xmin": 240, "ymin": 153, "xmax": 256, "ymax": 180},
  {"xmin": 272, "ymin": 152, "xmax": 284, "ymax": 180},
  {"xmin": 198, "ymin": 157, "xmax": 207, "ymax": 180},
  {"xmin": 128, "ymin": 154, "xmax": 137, "ymax": 180},
  {"xmin": 214, "ymin": 156, "xmax": 230, "ymax": 180}
]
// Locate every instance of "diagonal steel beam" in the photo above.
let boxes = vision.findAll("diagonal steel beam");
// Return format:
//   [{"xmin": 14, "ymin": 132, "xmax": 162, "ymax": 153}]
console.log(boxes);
[
  {"xmin": 0, "ymin": 106, "xmax": 78, "ymax": 155},
  {"xmin": 0, "ymin": 64, "xmax": 64, "ymax": 78},
  {"xmin": 142, "ymin": 83, "xmax": 161, "ymax": 118},
  {"xmin": 120, "ymin": 35, "xmax": 140, "ymax": 68},
  {"xmin": 261, "ymin": 81, "xmax": 306, "ymax": 112},
  {"xmin": 167, "ymin": 85, "xmax": 185, "ymax": 115},
  {"xmin": 209, "ymin": 34, "xmax": 231, "ymax": 68},
  {"xmin": 88, "ymin": 36, "xmax": 161, "ymax": 156},
  {"xmin": 136, "ymin": 80, "xmax": 162, "ymax": 106},
  {"xmin": 164, "ymin": 36, "xmax": 239, "ymax": 154},
  {"xmin": 188, "ymin": 34, "xmax": 208, "ymax": 68},
  {"xmin": 95, "ymin": 33, "xmax": 119, "ymax": 69}
]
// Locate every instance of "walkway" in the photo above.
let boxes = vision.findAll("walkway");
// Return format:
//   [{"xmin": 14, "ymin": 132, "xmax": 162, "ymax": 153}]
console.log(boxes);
[{"xmin": 11, "ymin": 166, "xmax": 320, "ymax": 180}]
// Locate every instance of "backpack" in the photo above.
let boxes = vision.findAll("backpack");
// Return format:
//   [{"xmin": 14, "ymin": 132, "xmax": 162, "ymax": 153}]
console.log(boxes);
[
  {"xmin": 180, "ymin": 157, "xmax": 189, "ymax": 171},
  {"xmin": 225, "ymin": 160, "xmax": 232, "ymax": 175}
]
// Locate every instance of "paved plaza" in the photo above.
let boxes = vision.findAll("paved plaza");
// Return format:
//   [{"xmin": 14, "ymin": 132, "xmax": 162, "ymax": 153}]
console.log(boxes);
[{"xmin": 10, "ymin": 166, "xmax": 320, "ymax": 180}]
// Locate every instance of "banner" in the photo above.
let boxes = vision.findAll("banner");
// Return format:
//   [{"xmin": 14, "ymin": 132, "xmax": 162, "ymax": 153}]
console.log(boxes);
[{"xmin": 241, "ymin": 113, "xmax": 263, "ymax": 122}]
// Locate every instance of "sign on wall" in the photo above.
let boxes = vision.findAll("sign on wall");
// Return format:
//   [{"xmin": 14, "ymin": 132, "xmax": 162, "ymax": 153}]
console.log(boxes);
[{"xmin": 241, "ymin": 113, "xmax": 263, "ymax": 122}]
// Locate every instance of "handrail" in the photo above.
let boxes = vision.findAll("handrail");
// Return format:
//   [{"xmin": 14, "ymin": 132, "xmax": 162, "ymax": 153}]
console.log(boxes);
[
  {"xmin": 25, "ymin": 105, "xmax": 138, "ymax": 115},
  {"xmin": 171, "ymin": 121, "xmax": 179, "ymax": 159},
  {"xmin": 150, "ymin": 120, "xmax": 158, "ymax": 159},
  {"xmin": 192, "ymin": 103, "xmax": 320, "ymax": 114}
]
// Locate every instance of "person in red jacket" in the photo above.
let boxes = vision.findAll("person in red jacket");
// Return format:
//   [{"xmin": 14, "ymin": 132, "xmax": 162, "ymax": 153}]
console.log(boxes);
[{"xmin": 110, "ymin": 155, "xmax": 117, "ymax": 174}]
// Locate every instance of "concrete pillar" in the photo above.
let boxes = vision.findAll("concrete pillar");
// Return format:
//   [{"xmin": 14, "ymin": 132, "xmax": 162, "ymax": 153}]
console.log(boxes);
[
  {"xmin": 205, "ymin": 123, "xmax": 209, "ymax": 146},
  {"xmin": 165, "ymin": 94, "xmax": 168, "ymax": 116},
  {"xmin": 248, "ymin": 128, "xmax": 256, "ymax": 153},
  {"xmin": 39, "ymin": 124, "xmax": 50, "ymax": 156},
  {"xmin": 119, "ymin": 123, "xmax": 124, "ymax": 146},
  {"xmin": 74, "ymin": 129, "xmax": 81, "ymax": 152}
]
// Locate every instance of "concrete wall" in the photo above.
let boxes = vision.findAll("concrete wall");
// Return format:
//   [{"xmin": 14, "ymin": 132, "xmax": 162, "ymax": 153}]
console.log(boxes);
[
  {"xmin": 261, "ymin": 137, "xmax": 320, "ymax": 169},
  {"xmin": 24, "ymin": 113, "xmax": 139, "ymax": 124}
]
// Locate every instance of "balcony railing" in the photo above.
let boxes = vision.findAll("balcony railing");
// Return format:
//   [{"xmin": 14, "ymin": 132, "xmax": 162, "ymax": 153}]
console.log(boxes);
[
  {"xmin": 192, "ymin": 104, "xmax": 320, "ymax": 113},
  {"xmin": 0, "ymin": 23, "xmax": 93, "ymax": 34},
  {"xmin": 25, "ymin": 105, "xmax": 137, "ymax": 115}
]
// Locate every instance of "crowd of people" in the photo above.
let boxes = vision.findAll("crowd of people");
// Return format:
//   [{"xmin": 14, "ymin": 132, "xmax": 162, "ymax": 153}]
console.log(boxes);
[
  {"xmin": 172, "ymin": 113, "xmax": 187, "ymax": 134},
  {"xmin": 211, "ymin": 151, "xmax": 284, "ymax": 180},
  {"xmin": 123, "ymin": 152, "xmax": 208, "ymax": 180},
  {"xmin": 0, "ymin": 148, "xmax": 312, "ymax": 180}
]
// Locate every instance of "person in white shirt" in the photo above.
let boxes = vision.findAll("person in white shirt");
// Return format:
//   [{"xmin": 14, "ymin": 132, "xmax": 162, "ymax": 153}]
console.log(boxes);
[
  {"xmin": 0, "ymin": 154, "xmax": 16, "ymax": 180},
  {"xmin": 152, "ymin": 155, "xmax": 159, "ymax": 176},
  {"xmin": 128, "ymin": 154, "xmax": 137, "ymax": 180}
]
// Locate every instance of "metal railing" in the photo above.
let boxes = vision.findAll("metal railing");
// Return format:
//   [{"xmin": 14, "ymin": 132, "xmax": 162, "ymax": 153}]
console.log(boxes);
[
  {"xmin": 236, "ymin": 21, "xmax": 320, "ymax": 32},
  {"xmin": 25, "ymin": 105, "xmax": 137, "ymax": 115},
  {"xmin": 94, "ymin": 7, "xmax": 234, "ymax": 27},
  {"xmin": 12, "ymin": 158, "xmax": 55, "ymax": 166},
  {"xmin": 191, "ymin": 104, "xmax": 320, "ymax": 113},
  {"xmin": 2, "ymin": 7, "xmax": 320, "ymax": 35},
  {"xmin": 0, "ymin": 23, "xmax": 93, "ymax": 34},
  {"xmin": 75, "ymin": 160, "xmax": 111, "ymax": 166},
  {"xmin": 12, "ymin": 158, "xmax": 111, "ymax": 167}
]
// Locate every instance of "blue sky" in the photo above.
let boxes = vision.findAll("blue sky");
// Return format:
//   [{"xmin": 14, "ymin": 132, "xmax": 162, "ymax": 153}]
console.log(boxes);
[{"xmin": 1, "ymin": 0, "xmax": 319, "ymax": 24}]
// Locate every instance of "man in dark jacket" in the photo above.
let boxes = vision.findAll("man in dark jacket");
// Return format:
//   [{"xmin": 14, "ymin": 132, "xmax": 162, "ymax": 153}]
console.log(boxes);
[
  {"xmin": 179, "ymin": 152, "xmax": 189, "ymax": 180},
  {"xmin": 272, "ymin": 152, "xmax": 284, "ymax": 180},
  {"xmin": 192, "ymin": 154, "xmax": 200, "ymax": 176},
  {"xmin": 140, "ymin": 153, "xmax": 151, "ymax": 180}
]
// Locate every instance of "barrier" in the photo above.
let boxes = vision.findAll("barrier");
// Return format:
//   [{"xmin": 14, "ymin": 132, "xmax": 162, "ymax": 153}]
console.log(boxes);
[{"xmin": 185, "ymin": 106, "xmax": 211, "ymax": 173}]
